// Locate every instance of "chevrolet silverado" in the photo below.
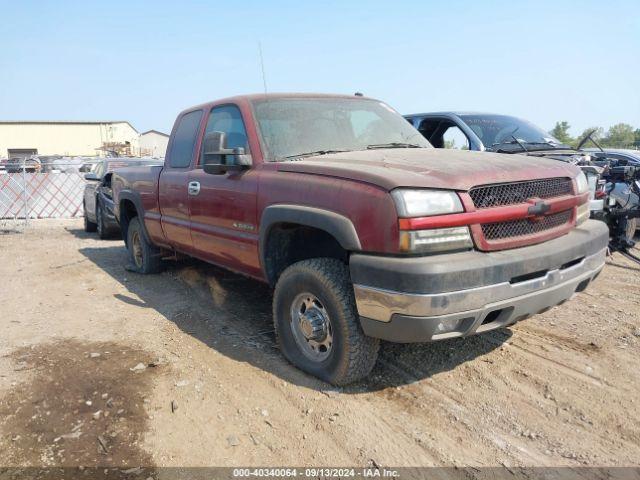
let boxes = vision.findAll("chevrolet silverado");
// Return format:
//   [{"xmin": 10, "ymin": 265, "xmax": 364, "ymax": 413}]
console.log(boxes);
[{"xmin": 112, "ymin": 94, "xmax": 608, "ymax": 385}]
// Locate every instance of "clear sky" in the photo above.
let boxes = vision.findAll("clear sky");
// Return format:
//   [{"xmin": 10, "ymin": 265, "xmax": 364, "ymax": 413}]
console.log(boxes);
[{"xmin": 1, "ymin": 0, "xmax": 638, "ymax": 135}]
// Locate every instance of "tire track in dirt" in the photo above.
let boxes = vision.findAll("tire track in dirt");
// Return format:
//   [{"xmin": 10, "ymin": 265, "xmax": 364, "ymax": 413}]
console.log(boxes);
[
  {"xmin": 470, "ymin": 330, "xmax": 640, "ymax": 464},
  {"xmin": 374, "ymin": 353, "xmax": 537, "ymax": 465},
  {"xmin": 480, "ymin": 333, "xmax": 615, "ymax": 389},
  {"xmin": 374, "ymin": 316, "xmax": 640, "ymax": 467}
]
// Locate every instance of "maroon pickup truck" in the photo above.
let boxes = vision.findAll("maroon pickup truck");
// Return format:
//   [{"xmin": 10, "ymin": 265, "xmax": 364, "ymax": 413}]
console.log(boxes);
[{"xmin": 113, "ymin": 93, "xmax": 608, "ymax": 384}]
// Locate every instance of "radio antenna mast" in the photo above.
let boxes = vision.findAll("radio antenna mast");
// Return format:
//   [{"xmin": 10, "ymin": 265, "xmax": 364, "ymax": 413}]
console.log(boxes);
[{"xmin": 258, "ymin": 41, "xmax": 268, "ymax": 95}]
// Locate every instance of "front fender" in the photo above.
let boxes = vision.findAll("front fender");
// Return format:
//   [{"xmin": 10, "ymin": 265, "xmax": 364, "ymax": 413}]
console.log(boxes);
[{"xmin": 259, "ymin": 204, "xmax": 361, "ymax": 278}]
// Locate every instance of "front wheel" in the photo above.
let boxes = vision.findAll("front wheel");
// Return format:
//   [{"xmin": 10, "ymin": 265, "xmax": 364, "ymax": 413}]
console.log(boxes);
[
  {"xmin": 273, "ymin": 258, "xmax": 379, "ymax": 385},
  {"xmin": 126, "ymin": 217, "xmax": 162, "ymax": 274},
  {"xmin": 96, "ymin": 202, "xmax": 109, "ymax": 240}
]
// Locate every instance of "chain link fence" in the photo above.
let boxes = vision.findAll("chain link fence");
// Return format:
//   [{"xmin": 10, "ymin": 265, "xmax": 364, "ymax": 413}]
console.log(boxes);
[{"xmin": 0, "ymin": 160, "xmax": 95, "ymax": 227}]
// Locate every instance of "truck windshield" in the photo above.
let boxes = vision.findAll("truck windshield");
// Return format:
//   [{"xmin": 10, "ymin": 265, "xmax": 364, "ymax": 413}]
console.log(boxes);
[
  {"xmin": 458, "ymin": 114, "xmax": 569, "ymax": 152},
  {"xmin": 252, "ymin": 97, "xmax": 430, "ymax": 160}
]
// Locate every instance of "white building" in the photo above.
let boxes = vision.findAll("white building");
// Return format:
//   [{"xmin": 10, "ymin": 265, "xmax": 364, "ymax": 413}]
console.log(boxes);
[
  {"xmin": 139, "ymin": 130, "xmax": 169, "ymax": 158},
  {"xmin": 0, "ymin": 121, "xmax": 141, "ymax": 159}
]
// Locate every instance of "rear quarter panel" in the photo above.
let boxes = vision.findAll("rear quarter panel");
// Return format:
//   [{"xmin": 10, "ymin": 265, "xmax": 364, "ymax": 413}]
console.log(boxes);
[{"xmin": 113, "ymin": 166, "xmax": 166, "ymax": 245}]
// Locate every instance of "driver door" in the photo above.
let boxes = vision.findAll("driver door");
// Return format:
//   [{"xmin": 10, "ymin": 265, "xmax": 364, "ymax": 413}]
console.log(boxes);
[{"xmin": 188, "ymin": 104, "xmax": 261, "ymax": 277}]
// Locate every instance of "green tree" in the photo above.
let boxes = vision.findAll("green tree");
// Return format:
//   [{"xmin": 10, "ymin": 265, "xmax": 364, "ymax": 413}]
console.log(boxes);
[
  {"xmin": 634, "ymin": 128, "xmax": 640, "ymax": 148},
  {"xmin": 550, "ymin": 121, "xmax": 573, "ymax": 145},
  {"xmin": 602, "ymin": 123, "xmax": 635, "ymax": 148}
]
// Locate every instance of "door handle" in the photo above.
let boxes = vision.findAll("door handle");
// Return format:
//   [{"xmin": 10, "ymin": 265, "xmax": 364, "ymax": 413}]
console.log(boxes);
[{"xmin": 188, "ymin": 181, "xmax": 200, "ymax": 196}]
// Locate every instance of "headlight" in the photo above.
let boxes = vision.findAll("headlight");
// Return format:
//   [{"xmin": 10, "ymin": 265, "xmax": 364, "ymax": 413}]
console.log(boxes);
[
  {"xmin": 391, "ymin": 189, "xmax": 463, "ymax": 217},
  {"xmin": 576, "ymin": 202, "xmax": 590, "ymax": 225},
  {"xmin": 399, "ymin": 227, "xmax": 473, "ymax": 254},
  {"xmin": 575, "ymin": 171, "xmax": 589, "ymax": 195}
]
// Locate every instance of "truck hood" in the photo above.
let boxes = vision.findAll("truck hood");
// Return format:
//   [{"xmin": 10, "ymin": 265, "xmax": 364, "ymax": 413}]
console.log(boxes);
[{"xmin": 277, "ymin": 148, "xmax": 579, "ymax": 191}]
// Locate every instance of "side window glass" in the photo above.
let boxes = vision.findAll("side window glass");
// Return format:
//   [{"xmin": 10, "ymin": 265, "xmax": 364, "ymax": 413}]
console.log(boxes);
[
  {"xmin": 168, "ymin": 110, "xmax": 203, "ymax": 168},
  {"xmin": 204, "ymin": 105, "xmax": 249, "ymax": 153},
  {"xmin": 418, "ymin": 119, "xmax": 440, "ymax": 142},
  {"xmin": 93, "ymin": 162, "xmax": 105, "ymax": 178},
  {"xmin": 442, "ymin": 126, "xmax": 470, "ymax": 150}
]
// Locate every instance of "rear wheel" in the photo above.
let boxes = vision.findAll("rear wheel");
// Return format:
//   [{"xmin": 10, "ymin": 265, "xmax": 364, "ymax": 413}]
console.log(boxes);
[
  {"xmin": 126, "ymin": 217, "xmax": 162, "ymax": 274},
  {"xmin": 273, "ymin": 258, "xmax": 379, "ymax": 385},
  {"xmin": 83, "ymin": 204, "xmax": 97, "ymax": 232}
]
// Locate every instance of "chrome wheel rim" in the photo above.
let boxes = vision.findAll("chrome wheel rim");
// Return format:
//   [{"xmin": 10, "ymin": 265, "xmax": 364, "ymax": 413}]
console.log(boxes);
[
  {"xmin": 131, "ymin": 231, "xmax": 143, "ymax": 268},
  {"xmin": 290, "ymin": 292, "xmax": 333, "ymax": 362}
]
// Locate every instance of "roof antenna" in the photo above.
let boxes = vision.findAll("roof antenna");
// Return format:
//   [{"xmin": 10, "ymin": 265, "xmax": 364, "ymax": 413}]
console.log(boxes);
[{"xmin": 258, "ymin": 41, "xmax": 268, "ymax": 95}]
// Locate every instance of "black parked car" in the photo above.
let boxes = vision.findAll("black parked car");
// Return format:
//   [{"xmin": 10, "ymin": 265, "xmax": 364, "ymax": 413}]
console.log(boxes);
[{"xmin": 83, "ymin": 158, "xmax": 163, "ymax": 238}]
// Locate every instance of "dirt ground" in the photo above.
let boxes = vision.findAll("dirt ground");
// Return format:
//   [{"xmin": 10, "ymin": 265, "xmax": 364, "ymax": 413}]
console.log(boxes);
[{"xmin": 0, "ymin": 219, "xmax": 639, "ymax": 471}]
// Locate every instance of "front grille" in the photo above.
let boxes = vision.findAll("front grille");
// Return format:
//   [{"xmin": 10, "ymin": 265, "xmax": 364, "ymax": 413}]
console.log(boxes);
[
  {"xmin": 482, "ymin": 210, "xmax": 572, "ymax": 240},
  {"xmin": 469, "ymin": 178, "xmax": 573, "ymax": 209}
]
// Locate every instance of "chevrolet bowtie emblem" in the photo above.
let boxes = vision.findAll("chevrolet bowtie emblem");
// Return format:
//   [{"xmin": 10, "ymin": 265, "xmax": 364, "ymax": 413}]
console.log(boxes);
[{"xmin": 527, "ymin": 200, "xmax": 551, "ymax": 216}]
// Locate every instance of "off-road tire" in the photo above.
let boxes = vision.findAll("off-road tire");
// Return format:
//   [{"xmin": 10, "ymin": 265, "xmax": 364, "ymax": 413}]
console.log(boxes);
[
  {"xmin": 84, "ymin": 204, "xmax": 97, "ymax": 232},
  {"xmin": 273, "ymin": 258, "xmax": 380, "ymax": 385},
  {"xmin": 126, "ymin": 216, "xmax": 162, "ymax": 274},
  {"xmin": 96, "ymin": 201, "xmax": 109, "ymax": 240}
]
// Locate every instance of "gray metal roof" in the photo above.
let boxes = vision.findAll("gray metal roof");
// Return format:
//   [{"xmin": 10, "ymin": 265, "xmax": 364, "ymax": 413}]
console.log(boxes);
[{"xmin": 140, "ymin": 129, "xmax": 169, "ymax": 137}]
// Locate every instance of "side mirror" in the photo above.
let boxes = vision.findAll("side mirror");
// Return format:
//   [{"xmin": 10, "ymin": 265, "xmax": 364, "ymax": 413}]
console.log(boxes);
[
  {"xmin": 84, "ymin": 172, "xmax": 100, "ymax": 181},
  {"xmin": 202, "ymin": 131, "xmax": 250, "ymax": 175}
]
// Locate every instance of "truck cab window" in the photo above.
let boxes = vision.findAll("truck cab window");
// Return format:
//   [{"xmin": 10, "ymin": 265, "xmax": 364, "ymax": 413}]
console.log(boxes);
[
  {"xmin": 168, "ymin": 110, "xmax": 203, "ymax": 168},
  {"xmin": 417, "ymin": 119, "xmax": 441, "ymax": 145},
  {"xmin": 91, "ymin": 162, "xmax": 105, "ymax": 178},
  {"xmin": 204, "ymin": 105, "xmax": 249, "ymax": 153},
  {"xmin": 442, "ymin": 126, "xmax": 469, "ymax": 150},
  {"xmin": 418, "ymin": 119, "xmax": 469, "ymax": 149}
]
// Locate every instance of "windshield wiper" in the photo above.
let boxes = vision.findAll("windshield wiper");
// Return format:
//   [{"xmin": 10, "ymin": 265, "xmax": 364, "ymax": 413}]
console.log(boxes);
[
  {"xmin": 282, "ymin": 149, "xmax": 349, "ymax": 160},
  {"xmin": 366, "ymin": 142, "xmax": 422, "ymax": 150},
  {"xmin": 510, "ymin": 135, "xmax": 528, "ymax": 153},
  {"xmin": 523, "ymin": 141, "xmax": 568, "ymax": 149},
  {"xmin": 488, "ymin": 139, "xmax": 523, "ymax": 153},
  {"xmin": 488, "ymin": 127, "xmax": 528, "ymax": 153}
]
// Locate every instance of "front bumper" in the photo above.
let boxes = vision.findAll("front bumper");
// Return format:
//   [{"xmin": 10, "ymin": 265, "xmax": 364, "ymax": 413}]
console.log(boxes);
[
  {"xmin": 351, "ymin": 220, "xmax": 609, "ymax": 343},
  {"xmin": 100, "ymin": 194, "xmax": 120, "ymax": 231}
]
